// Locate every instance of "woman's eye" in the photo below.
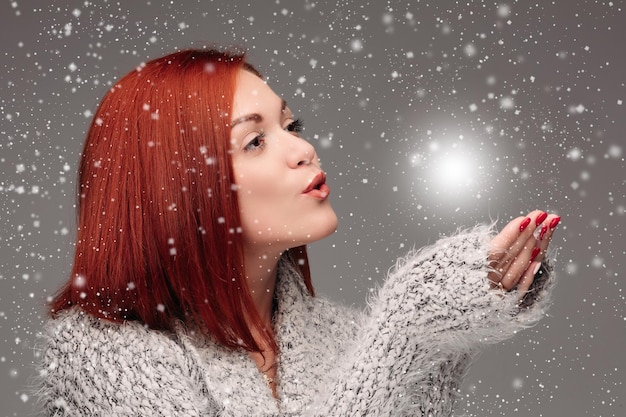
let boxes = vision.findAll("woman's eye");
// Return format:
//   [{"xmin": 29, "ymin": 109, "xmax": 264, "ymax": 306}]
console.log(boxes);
[
  {"xmin": 243, "ymin": 133, "xmax": 266, "ymax": 152},
  {"xmin": 285, "ymin": 118, "xmax": 304, "ymax": 134}
]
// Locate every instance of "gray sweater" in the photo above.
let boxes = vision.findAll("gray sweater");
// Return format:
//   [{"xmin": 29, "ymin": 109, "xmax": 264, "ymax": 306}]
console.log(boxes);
[{"xmin": 38, "ymin": 226, "xmax": 555, "ymax": 416}]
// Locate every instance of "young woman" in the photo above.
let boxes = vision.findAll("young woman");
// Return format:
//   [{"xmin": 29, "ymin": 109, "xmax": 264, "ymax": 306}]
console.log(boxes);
[{"xmin": 39, "ymin": 48, "xmax": 560, "ymax": 416}]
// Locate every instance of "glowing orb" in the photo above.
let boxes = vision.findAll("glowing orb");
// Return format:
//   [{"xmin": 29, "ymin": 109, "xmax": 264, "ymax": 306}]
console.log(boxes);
[{"xmin": 420, "ymin": 142, "xmax": 484, "ymax": 201}]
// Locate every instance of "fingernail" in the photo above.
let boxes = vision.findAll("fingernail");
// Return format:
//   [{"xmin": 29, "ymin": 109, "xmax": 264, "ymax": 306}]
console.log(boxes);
[
  {"xmin": 519, "ymin": 217, "xmax": 531, "ymax": 232},
  {"xmin": 532, "ymin": 262, "xmax": 541, "ymax": 275},
  {"xmin": 530, "ymin": 247, "xmax": 541, "ymax": 262},
  {"xmin": 539, "ymin": 225, "xmax": 548, "ymax": 240},
  {"xmin": 535, "ymin": 211, "xmax": 548, "ymax": 225},
  {"xmin": 549, "ymin": 216, "xmax": 561, "ymax": 230}
]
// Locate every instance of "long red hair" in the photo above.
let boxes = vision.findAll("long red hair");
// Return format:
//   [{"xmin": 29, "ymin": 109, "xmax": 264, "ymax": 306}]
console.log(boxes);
[{"xmin": 50, "ymin": 48, "xmax": 313, "ymax": 353}]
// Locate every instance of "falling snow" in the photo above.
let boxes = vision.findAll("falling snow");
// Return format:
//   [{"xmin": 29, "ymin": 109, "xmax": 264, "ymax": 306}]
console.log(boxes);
[{"xmin": 1, "ymin": 1, "xmax": 624, "ymax": 416}]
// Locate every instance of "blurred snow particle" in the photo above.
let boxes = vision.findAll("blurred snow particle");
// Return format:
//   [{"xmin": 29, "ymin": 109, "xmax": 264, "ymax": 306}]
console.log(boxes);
[
  {"xmin": 567, "ymin": 147, "xmax": 582, "ymax": 161},
  {"xmin": 512, "ymin": 377, "xmax": 524, "ymax": 390},
  {"xmin": 178, "ymin": 22, "xmax": 188, "ymax": 30},
  {"xmin": 618, "ymin": 99, "xmax": 623, "ymax": 105},
  {"xmin": 463, "ymin": 43, "xmax": 477, "ymax": 57},
  {"xmin": 16, "ymin": 163, "xmax": 25, "ymax": 173},
  {"xmin": 499, "ymin": 96, "xmax": 515, "ymax": 110},
  {"xmin": 298, "ymin": 76, "xmax": 306, "ymax": 84},
  {"xmin": 68, "ymin": 62, "xmax": 77, "ymax": 72},
  {"xmin": 468, "ymin": 103, "xmax": 478, "ymax": 112},
  {"xmin": 591, "ymin": 256, "xmax": 605, "ymax": 268},
  {"xmin": 566, "ymin": 262, "xmax": 578, "ymax": 275},
  {"xmin": 157, "ymin": 304, "xmax": 166, "ymax": 312},
  {"xmin": 350, "ymin": 39, "xmax": 364, "ymax": 52},
  {"xmin": 74, "ymin": 275, "xmax": 86, "ymax": 288},
  {"xmin": 607, "ymin": 144, "xmax": 622, "ymax": 158},
  {"xmin": 72, "ymin": 8, "xmax": 81, "ymax": 18},
  {"xmin": 309, "ymin": 59, "xmax": 317, "ymax": 69},
  {"xmin": 497, "ymin": 4, "xmax": 511, "ymax": 18},
  {"xmin": 409, "ymin": 153, "xmax": 423, "ymax": 167},
  {"xmin": 568, "ymin": 104, "xmax": 586, "ymax": 114},
  {"xmin": 382, "ymin": 13, "xmax": 394, "ymax": 25},
  {"xmin": 318, "ymin": 135, "xmax": 333, "ymax": 149}
]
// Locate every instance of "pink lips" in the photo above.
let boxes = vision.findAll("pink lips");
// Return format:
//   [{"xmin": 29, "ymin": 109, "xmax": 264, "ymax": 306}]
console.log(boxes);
[{"xmin": 302, "ymin": 172, "xmax": 330, "ymax": 200}]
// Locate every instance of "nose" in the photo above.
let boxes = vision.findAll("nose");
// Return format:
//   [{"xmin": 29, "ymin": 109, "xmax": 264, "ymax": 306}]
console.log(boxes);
[{"xmin": 287, "ymin": 135, "xmax": 317, "ymax": 168}]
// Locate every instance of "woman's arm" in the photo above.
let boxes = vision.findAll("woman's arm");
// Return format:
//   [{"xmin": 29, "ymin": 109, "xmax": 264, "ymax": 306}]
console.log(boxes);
[{"xmin": 309, "ymin": 212, "xmax": 558, "ymax": 416}]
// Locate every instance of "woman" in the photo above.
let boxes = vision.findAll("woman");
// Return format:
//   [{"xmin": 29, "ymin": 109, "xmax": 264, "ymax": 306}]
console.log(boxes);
[{"xmin": 39, "ymin": 48, "xmax": 560, "ymax": 416}]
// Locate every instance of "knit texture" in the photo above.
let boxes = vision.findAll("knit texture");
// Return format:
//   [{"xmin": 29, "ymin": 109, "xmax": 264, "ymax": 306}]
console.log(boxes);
[{"xmin": 37, "ymin": 226, "xmax": 555, "ymax": 416}]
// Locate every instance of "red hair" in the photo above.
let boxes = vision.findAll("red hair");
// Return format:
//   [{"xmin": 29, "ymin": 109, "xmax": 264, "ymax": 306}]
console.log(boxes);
[{"xmin": 50, "ymin": 48, "xmax": 313, "ymax": 353}]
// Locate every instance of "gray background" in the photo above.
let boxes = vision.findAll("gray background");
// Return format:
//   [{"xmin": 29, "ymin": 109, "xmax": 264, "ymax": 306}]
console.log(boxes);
[{"xmin": 1, "ymin": 0, "xmax": 624, "ymax": 415}]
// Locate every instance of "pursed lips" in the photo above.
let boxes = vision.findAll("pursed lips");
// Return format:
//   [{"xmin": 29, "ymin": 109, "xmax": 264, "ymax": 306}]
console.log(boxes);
[{"xmin": 302, "ymin": 172, "xmax": 330, "ymax": 199}]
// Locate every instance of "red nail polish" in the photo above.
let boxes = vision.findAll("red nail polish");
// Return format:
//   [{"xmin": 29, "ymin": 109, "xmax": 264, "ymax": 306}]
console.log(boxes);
[
  {"xmin": 539, "ymin": 225, "xmax": 548, "ymax": 240},
  {"xmin": 530, "ymin": 247, "xmax": 541, "ymax": 262},
  {"xmin": 519, "ymin": 217, "xmax": 531, "ymax": 232},
  {"xmin": 536, "ymin": 212, "xmax": 548, "ymax": 225},
  {"xmin": 549, "ymin": 216, "xmax": 561, "ymax": 230}
]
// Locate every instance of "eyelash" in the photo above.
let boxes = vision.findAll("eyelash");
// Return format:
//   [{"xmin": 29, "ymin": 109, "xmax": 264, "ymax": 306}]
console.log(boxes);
[
  {"xmin": 243, "ymin": 132, "xmax": 266, "ymax": 152},
  {"xmin": 286, "ymin": 118, "xmax": 304, "ymax": 133},
  {"xmin": 243, "ymin": 118, "xmax": 305, "ymax": 152}
]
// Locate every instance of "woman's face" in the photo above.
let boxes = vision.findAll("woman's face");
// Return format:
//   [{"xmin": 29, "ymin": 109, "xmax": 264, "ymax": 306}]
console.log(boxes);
[{"xmin": 230, "ymin": 69, "xmax": 338, "ymax": 256}]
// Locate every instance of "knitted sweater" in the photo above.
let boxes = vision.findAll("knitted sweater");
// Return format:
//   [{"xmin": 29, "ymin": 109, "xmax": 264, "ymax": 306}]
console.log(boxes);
[{"xmin": 38, "ymin": 226, "xmax": 555, "ymax": 416}]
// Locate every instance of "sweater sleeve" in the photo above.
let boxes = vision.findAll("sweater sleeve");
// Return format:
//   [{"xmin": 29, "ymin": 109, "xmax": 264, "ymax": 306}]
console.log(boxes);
[
  {"xmin": 37, "ymin": 310, "xmax": 221, "ymax": 416},
  {"xmin": 308, "ymin": 225, "xmax": 556, "ymax": 416}
]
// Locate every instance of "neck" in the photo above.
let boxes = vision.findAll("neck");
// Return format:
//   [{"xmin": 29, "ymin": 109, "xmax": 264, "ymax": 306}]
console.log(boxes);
[{"xmin": 243, "ymin": 249, "xmax": 283, "ymax": 327}]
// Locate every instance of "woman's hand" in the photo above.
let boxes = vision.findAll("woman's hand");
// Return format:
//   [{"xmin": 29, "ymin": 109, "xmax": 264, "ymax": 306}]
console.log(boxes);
[{"xmin": 488, "ymin": 210, "xmax": 560, "ymax": 296}]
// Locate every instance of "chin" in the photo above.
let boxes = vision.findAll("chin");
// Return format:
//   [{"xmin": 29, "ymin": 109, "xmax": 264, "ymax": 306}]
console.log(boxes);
[{"xmin": 310, "ymin": 208, "xmax": 338, "ymax": 242}]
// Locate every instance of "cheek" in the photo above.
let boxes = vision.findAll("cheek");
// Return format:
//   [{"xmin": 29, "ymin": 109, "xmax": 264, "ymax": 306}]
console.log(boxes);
[{"xmin": 235, "ymin": 174, "xmax": 291, "ymax": 229}]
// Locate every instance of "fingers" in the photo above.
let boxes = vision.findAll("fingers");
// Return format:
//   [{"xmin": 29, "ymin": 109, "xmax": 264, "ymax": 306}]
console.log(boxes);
[
  {"xmin": 515, "ymin": 214, "xmax": 561, "ymax": 298},
  {"xmin": 498, "ymin": 234, "xmax": 539, "ymax": 290},
  {"xmin": 516, "ymin": 261, "xmax": 541, "ymax": 295},
  {"xmin": 488, "ymin": 210, "xmax": 547, "ymax": 284},
  {"xmin": 489, "ymin": 211, "xmax": 561, "ymax": 293},
  {"xmin": 532, "ymin": 214, "xmax": 561, "ymax": 264}
]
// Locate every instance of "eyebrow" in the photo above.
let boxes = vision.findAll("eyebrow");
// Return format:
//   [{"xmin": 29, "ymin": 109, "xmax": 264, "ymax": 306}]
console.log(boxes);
[{"xmin": 230, "ymin": 99, "xmax": 287, "ymax": 129}]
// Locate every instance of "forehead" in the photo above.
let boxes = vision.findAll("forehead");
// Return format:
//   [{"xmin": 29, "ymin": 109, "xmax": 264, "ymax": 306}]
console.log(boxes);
[{"xmin": 232, "ymin": 69, "xmax": 282, "ymax": 117}]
